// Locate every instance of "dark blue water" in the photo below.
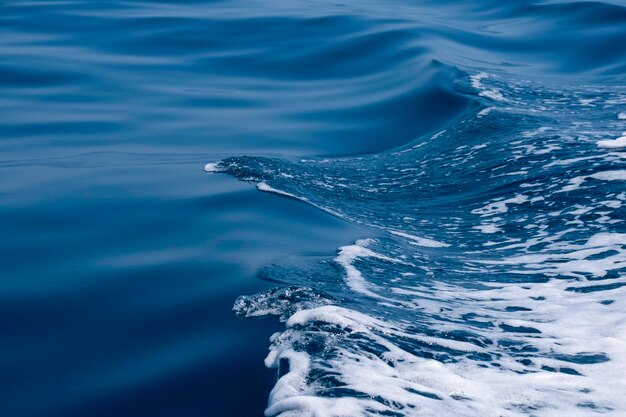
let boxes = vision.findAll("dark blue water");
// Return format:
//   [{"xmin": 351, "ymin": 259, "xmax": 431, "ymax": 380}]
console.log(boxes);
[{"xmin": 2, "ymin": 1, "xmax": 626, "ymax": 416}]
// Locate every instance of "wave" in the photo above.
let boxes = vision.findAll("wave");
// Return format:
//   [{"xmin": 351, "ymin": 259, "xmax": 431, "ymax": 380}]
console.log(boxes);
[
  {"xmin": 209, "ymin": 67, "xmax": 626, "ymax": 416},
  {"xmin": 4, "ymin": 0, "xmax": 626, "ymax": 416},
  {"xmin": 186, "ymin": 0, "xmax": 626, "ymax": 415}
]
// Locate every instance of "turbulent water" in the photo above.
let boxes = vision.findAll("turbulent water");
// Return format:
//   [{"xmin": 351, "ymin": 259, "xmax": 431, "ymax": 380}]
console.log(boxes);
[
  {"xmin": 203, "ymin": 2, "xmax": 626, "ymax": 416},
  {"xmin": 2, "ymin": 0, "xmax": 626, "ymax": 416}
]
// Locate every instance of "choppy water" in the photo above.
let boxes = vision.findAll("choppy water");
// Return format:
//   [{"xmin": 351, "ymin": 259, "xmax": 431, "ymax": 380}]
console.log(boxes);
[{"xmin": 2, "ymin": 1, "xmax": 626, "ymax": 416}]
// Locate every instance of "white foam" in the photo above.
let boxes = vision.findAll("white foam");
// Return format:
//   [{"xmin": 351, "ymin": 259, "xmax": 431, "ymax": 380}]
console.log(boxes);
[
  {"xmin": 257, "ymin": 182, "xmax": 299, "ymax": 199},
  {"xmin": 521, "ymin": 126, "xmax": 550, "ymax": 138},
  {"xmin": 263, "ymin": 281, "xmax": 626, "ymax": 417},
  {"xmin": 334, "ymin": 239, "xmax": 410, "ymax": 299},
  {"xmin": 471, "ymin": 194, "xmax": 529, "ymax": 216},
  {"xmin": 470, "ymin": 72, "xmax": 505, "ymax": 102},
  {"xmin": 618, "ymin": 112, "xmax": 626, "ymax": 120},
  {"xmin": 591, "ymin": 170, "xmax": 626, "ymax": 181},
  {"xmin": 480, "ymin": 232, "xmax": 626, "ymax": 278},
  {"xmin": 477, "ymin": 107, "xmax": 494, "ymax": 118},
  {"xmin": 203, "ymin": 162, "xmax": 222, "ymax": 172},
  {"xmin": 561, "ymin": 170, "xmax": 626, "ymax": 192},
  {"xmin": 597, "ymin": 132, "xmax": 626, "ymax": 149},
  {"xmin": 389, "ymin": 230, "xmax": 450, "ymax": 247},
  {"xmin": 430, "ymin": 130, "xmax": 446, "ymax": 140},
  {"xmin": 544, "ymin": 155, "xmax": 598, "ymax": 167},
  {"xmin": 473, "ymin": 224, "xmax": 502, "ymax": 234}
]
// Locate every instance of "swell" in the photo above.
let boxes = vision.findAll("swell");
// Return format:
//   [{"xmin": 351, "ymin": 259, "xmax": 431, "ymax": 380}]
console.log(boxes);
[{"xmin": 4, "ymin": 1, "xmax": 626, "ymax": 158}]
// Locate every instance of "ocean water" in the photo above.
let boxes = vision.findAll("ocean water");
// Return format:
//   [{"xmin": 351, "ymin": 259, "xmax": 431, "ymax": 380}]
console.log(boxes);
[{"xmin": 2, "ymin": 1, "xmax": 626, "ymax": 416}]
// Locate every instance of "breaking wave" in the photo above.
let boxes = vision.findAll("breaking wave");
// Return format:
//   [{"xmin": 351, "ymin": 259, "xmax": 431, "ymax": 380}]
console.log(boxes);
[{"xmin": 204, "ymin": 1, "xmax": 626, "ymax": 416}]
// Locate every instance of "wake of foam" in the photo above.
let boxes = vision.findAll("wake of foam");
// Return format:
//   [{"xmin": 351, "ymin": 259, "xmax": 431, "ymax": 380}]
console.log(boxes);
[
  {"xmin": 208, "ymin": 72, "xmax": 626, "ymax": 416},
  {"xmin": 256, "ymin": 235, "xmax": 626, "ymax": 417}
]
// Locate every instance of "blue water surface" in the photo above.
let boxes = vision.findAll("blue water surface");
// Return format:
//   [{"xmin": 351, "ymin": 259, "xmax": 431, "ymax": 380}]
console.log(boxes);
[{"xmin": 2, "ymin": 1, "xmax": 626, "ymax": 417}]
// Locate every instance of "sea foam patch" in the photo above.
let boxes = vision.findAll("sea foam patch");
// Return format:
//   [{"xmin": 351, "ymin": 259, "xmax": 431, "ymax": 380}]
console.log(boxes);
[
  {"xmin": 597, "ymin": 132, "xmax": 626, "ymax": 149},
  {"xmin": 204, "ymin": 162, "xmax": 222, "ymax": 172}
]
